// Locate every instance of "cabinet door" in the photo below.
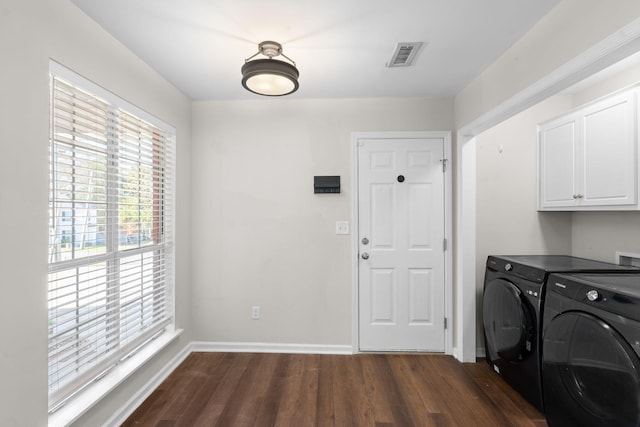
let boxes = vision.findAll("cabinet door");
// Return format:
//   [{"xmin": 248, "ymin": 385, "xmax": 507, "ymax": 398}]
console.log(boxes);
[
  {"xmin": 538, "ymin": 113, "xmax": 580, "ymax": 209},
  {"xmin": 580, "ymin": 91, "xmax": 637, "ymax": 207}
]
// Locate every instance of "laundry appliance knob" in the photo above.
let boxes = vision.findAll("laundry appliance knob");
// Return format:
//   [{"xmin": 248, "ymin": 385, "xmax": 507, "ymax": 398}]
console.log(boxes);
[{"xmin": 586, "ymin": 290, "xmax": 600, "ymax": 302}]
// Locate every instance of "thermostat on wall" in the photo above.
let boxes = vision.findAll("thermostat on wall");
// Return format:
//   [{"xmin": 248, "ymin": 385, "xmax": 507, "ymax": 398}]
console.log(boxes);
[{"xmin": 314, "ymin": 176, "xmax": 340, "ymax": 193}]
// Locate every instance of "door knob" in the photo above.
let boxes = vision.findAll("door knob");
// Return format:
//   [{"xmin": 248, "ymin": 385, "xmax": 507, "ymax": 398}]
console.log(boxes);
[{"xmin": 361, "ymin": 252, "xmax": 370, "ymax": 260}]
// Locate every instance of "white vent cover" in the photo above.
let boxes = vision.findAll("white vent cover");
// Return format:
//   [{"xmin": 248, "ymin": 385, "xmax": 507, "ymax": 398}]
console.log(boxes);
[
  {"xmin": 616, "ymin": 251, "xmax": 640, "ymax": 267},
  {"xmin": 386, "ymin": 42, "xmax": 424, "ymax": 67}
]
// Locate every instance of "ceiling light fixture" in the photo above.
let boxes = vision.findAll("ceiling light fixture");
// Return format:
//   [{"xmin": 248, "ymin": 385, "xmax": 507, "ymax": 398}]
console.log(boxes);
[{"xmin": 241, "ymin": 41, "xmax": 299, "ymax": 96}]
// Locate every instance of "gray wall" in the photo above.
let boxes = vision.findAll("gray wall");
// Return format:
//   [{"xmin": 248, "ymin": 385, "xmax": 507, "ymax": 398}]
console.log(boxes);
[
  {"xmin": 0, "ymin": 1, "xmax": 192, "ymax": 426},
  {"xmin": 190, "ymin": 97, "xmax": 454, "ymax": 346},
  {"xmin": 475, "ymin": 97, "xmax": 573, "ymax": 345}
]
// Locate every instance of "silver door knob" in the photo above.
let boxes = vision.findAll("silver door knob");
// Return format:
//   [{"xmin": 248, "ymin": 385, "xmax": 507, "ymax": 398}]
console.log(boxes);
[{"xmin": 361, "ymin": 252, "xmax": 369, "ymax": 260}]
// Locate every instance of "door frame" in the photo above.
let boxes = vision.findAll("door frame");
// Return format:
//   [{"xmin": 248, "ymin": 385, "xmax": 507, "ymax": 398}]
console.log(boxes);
[{"xmin": 350, "ymin": 131, "xmax": 453, "ymax": 354}]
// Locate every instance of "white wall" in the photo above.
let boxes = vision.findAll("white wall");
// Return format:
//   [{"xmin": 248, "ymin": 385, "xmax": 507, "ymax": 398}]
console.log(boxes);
[
  {"xmin": 572, "ymin": 212, "xmax": 640, "ymax": 262},
  {"xmin": 475, "ymin": 96, "xmax": 573, "ymax": 344},
  {"xmin": 569, "ymin": 62, "xmax": 640, "ymax": 263},
  {"xmin": 191, "ymin": 97, "xmax": 454, "ymax": 346},
  {"xmin": 476, "ymin": 95, "xmax": 575, "ymax": 277},
  {"xmin": 0, "ymin": 1, "xmax": 192, "ymax": 426}
]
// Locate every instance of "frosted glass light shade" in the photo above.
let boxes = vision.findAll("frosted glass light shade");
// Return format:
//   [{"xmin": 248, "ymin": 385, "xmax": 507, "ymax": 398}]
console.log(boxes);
[{"xmin": 241, "ymin": 59, "xmax": 299, "ymax": 96}]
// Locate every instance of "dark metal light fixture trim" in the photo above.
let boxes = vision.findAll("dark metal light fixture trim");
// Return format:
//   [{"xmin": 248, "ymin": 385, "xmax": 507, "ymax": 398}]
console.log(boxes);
[{"xmin": 241, "ymin": 41, "xmax": 300, "ymax": 96}]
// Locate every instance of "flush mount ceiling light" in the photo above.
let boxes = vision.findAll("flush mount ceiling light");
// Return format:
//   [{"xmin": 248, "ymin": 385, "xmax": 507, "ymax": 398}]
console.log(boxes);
[{"xmin": 241, "ymin": 41, "xmax": 299, "ymax": 96}]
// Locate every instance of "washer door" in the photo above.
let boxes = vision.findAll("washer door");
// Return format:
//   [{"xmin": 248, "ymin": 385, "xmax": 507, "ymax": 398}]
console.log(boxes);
[
  {"xmin": 482, "ymin": 278, "xmax": 534, "ymax": 363},
  {"xmin": 543, "ymin": 312, "xmax": 640, "ymax": 427}
]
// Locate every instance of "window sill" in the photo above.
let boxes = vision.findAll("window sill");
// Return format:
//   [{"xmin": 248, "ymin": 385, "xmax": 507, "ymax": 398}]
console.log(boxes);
[{"xmin": 49, "ymin": 328, "xmax": 183, "ymax": 427}]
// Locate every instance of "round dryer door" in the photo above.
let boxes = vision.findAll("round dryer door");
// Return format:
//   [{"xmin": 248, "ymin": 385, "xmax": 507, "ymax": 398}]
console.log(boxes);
[
  {"xmin": 482, "ymin": 278, "xmax": 534, "ymax": 362},
  {"xmin": 543, "ymin": 312, "xmax": 640, "ymax": 427}
]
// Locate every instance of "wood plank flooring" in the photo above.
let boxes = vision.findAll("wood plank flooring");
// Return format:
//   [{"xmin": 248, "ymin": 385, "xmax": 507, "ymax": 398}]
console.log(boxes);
[{"xmin": 122, "ymin": 353, "xmax": 547, "ymax": 427}]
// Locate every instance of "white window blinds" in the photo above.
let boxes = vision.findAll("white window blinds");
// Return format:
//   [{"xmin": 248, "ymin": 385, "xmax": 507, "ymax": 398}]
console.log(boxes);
[{"xmin": 48, "ymin": 67, "xmax": 175, "ymax": 411}]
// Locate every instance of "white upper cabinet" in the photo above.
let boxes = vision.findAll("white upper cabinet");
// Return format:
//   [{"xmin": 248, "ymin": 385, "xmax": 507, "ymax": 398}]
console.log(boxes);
[{"xmin": 538, "ymin": 89, "xmax": 638, "ymax": 210}]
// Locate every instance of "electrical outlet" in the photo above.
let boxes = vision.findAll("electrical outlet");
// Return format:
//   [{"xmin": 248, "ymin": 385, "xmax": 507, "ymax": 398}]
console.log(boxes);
[
  {"xmin": 251, "ymin": 306, "xmax": 260, "ymax": 320},
  {"xmin": 336, "ymin": 221, "xmax": 349, "ymax": 235}
]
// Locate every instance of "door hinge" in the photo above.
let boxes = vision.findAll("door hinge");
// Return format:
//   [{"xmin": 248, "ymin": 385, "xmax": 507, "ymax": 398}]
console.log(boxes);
[
  {"xmin": 443, "ymin": 238, "xmax": 447, "ymax": 251},
  {"xmin": 440, "ymin": 158, "xmax": 448, "ymax": 173},
  {"xmin": 444, "ymin": 317, "xmax": 447, "ymax": 329}
]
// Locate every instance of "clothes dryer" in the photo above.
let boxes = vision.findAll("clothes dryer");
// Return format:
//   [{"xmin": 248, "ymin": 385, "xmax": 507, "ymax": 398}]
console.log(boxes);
[
  {"xmin": 542, "ymin": 273, "xmax": 640, "ymax": 427},
  {"xmin": 482, "ymin": 255, "xmax": 635, "ymax": 413}
]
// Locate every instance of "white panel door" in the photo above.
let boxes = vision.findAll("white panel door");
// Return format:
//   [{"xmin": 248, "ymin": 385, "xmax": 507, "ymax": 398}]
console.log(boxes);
[{"xmin": 358, "ymin": 137, "xmax": 446, "ymax": 351}]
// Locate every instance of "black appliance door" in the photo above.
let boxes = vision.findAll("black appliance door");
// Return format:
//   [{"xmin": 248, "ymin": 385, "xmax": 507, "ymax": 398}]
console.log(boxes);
[
  {"xmin": 483, "ymin": 278, "xmax": 534, "ymax": 363},
  {"xmin": 543, "ymin": 312, "xmax": 640, "ymax": 427}
]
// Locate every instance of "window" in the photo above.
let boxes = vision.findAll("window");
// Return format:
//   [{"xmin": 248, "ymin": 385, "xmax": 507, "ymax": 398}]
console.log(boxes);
[{"xmin": 47, "ymin": 64, "xmax": 175, "ymax": 412}]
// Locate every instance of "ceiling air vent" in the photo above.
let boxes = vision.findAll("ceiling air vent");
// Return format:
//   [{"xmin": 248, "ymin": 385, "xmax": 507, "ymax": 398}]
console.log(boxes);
[{"xmin": 386, "ymin": 42, "xmax": 424, "ymax": 67}]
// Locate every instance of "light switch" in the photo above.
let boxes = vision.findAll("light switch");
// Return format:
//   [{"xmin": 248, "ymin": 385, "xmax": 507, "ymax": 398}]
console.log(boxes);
[{"xmin": 336, "ymin": 221, "xmax": 349, "ymax": 235}]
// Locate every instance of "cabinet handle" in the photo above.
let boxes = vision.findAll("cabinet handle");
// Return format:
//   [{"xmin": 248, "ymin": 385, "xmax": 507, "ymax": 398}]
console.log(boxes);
[{"xmin": 573, "ymin": 194, "xmax": 584, "ymax": 199}]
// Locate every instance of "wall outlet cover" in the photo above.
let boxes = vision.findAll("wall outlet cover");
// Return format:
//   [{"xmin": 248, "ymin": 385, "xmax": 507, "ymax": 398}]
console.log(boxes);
[
  {"xmin": 336, "ymin": 221, "xmax": 349, "ymax": 235},
  {"xmin": 251, "ymin": 306, "xmax": 260, "ymax": 319}
]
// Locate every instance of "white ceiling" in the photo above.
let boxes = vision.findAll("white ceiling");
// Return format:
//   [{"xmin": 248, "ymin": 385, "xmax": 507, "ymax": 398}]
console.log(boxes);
[{"xmin": 71, "ymin": 0, "xmax": 561, "ymax": 101}]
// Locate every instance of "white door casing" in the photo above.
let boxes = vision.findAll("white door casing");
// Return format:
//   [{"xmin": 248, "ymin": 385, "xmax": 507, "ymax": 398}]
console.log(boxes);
[{"xmin": 352, "ymin": 132, "xmax": 451, "ymax": 352}]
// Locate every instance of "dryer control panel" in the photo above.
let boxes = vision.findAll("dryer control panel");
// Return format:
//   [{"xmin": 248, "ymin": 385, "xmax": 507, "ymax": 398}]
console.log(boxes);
[{"xmin": 487, "ymin": 256, "xmax": 546, "ymax": 283}]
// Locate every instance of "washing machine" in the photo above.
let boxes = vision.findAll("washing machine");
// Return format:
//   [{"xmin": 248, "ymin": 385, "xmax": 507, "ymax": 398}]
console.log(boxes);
[
  {"xmin": 542, "ymin": 273, "xmax": 640, "ymax": 427},
  {"xmin": 482, "ymin": 255, "xmax": 635, "ymax": 413}
]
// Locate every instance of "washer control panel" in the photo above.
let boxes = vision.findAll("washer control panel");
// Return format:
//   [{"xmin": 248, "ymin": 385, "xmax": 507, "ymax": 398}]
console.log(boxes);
[{"xmin": 526, "ymin": 288, "xmax": 540, "ymax": 298}]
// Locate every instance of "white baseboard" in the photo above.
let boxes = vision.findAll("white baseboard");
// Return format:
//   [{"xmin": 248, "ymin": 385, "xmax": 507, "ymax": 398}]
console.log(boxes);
[
  {"xmin": 452, "ymin": 346, "xmax": 460, "ymax": 361},
  {"xmin": 452, "ymin": 346, "xmax": 485, "ymax": 362},
  {"xmin": 102, "ymin": 343, "xmax": 192, "ymax": 427},
  {"xmin": 191, "ymin": 341, "xmax": 354, "ymax": 355}
]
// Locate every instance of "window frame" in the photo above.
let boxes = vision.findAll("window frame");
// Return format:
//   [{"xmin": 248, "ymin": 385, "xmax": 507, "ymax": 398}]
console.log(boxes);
[{"xmin": 47, "ymin": 61, "xmax": 176, "ymax": 415}]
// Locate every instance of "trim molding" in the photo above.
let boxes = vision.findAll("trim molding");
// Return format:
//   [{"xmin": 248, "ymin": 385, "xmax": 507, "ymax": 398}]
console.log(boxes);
[
  {"xmin": 49, "ymin": 330, "xmax": 183, "ymax": 427},
  {"xmin": 191, "ymin": 341, "xmax": 354, "ymax": 355},
  {"xmin": 459, "ymin": 16, "xmax": 640, "ymax": 137},
  {"xmin": 451, "ymin": 346, "xmax": 486, "ymax": 361},
  {"xmin": 102, "ymin": 342, "xmax": 192, "ymax": 427}
]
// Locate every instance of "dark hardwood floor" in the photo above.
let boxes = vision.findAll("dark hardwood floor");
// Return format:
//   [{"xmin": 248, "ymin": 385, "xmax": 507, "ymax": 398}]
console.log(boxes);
[{"xmin": 122, "ymin": 352, "xmax": 547, "ymax": 427}]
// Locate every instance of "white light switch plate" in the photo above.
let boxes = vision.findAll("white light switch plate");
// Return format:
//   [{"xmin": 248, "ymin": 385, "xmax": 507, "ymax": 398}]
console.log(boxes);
[{"xmin": 335, "ymin": 221, "xmax": 349, "ymax": 235}]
